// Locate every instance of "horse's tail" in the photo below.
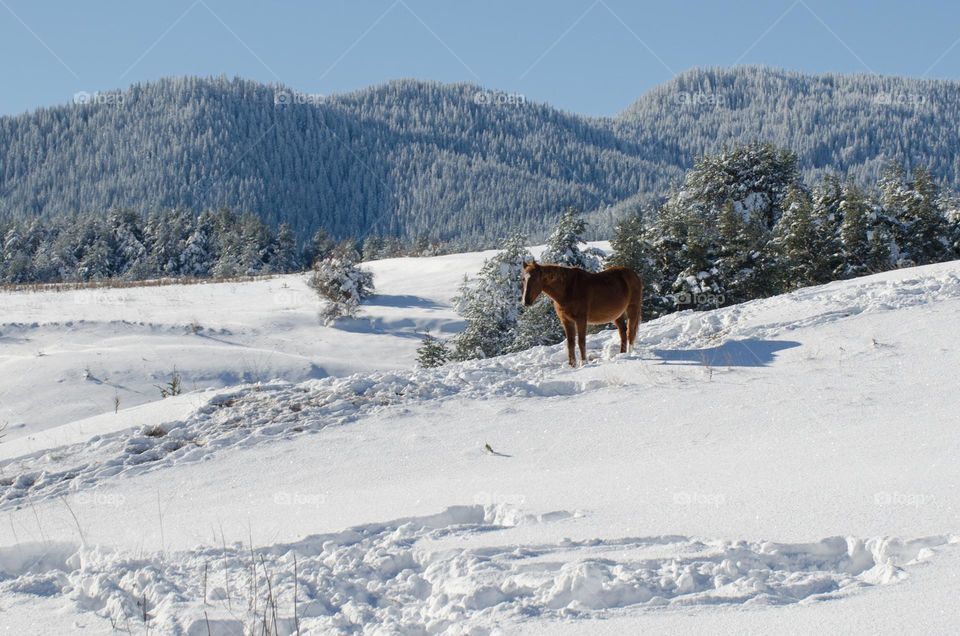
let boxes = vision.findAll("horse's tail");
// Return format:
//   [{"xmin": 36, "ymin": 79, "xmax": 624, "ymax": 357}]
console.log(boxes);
[{"xmin": 629, "ymin": 267, "xmax": 643, "ymax": 322}]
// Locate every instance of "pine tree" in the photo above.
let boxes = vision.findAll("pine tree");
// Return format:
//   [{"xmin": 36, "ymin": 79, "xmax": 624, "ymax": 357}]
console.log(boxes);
[
  {"xmin": 211, "ymin": 209, "xmax": 244, "ymax": 277},
  {"xmin": 451, "ymin": 233, "xmax": 531, "ymax": 360},
  {"xmin": 940, "ymin": 192, "xmax": 960, "ymax": 256},
  {"xmin": 271, "ymin": 222, "xmax": 301, "ymax": 273},
  {"xmin": 668, "ymin": 203, "xmax": 724, "ymax": 310},
  {"xmin": 362, "ymin": 235, "xmax": 384, "ymax": 261},
  {"xmin": 641, "ymin": 199, "xmax": 688, "ymax": 316},
  {"xmin": 180, "ymin": 212, "xmax": 216, "ymax": 278},
  {"xmin": 808, "ymin": 177, "xmax": 845, "ymax": 282},
  {"xmin": 770, "ymin": 185, "xmax": 819, "ymax": 290},
  {"xmin": 416, "ymin": 333, "xmax": 449, "ymax": 368},
  {"xmin": 109, "ymin": 209, "xmax": 148, "ymax": 278},
  {"xmin": 838, "ymin": 183, "xmax": 892, "ymax": 276},
  {"xmin": 309, "ymin": 242, "xmax": 375, "ymax": 325},
  {"xmin": 305, "ymin": 228, "xmax": 335, "ymax": 267},
  {"xmin": 238, "ymin": 213, "xmax": 272, "ymax": 275},
  {"xmin": 605, "ymin": 210, "xmax": 662, "ymax": 318},
  {"xmin": 1, "ymin": 224, "xmax": 32, "ymax": 283},
  {"xmin": 507, "ymin": 297, "xmax": 565, "ymax": 353},
  {"xmin": 540, "ymin": 208, "xmax": 602, "ymax": 271},
  {"xmin": 898, "ymin": 167, "xmax": 951, "ymax": 265}
]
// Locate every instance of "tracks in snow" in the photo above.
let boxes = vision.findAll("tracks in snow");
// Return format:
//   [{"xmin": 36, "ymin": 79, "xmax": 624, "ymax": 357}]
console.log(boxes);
[{"xmin": 0, "ymin": 504, "xmax": 953, "ymax": 634}]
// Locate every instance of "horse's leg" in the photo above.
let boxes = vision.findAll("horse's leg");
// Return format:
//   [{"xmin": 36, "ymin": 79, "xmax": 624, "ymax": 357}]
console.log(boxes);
[
  {"xmin": 626, "ymin": 302, "xmax": 641, "ymax": 353},
  {"xmin": 576, "ymin": 317, "xmax": 587, "ymax": 365},
  {"xmin": 615, "ymin": 314, "xmax": 628, "ymax": 353},
  {"xmin": 561, "ymin": 317, "xmax": 577, "ymax": 367}
]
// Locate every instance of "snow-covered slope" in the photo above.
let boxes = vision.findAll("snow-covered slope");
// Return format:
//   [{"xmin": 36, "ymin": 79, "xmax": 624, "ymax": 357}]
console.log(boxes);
[
  {"xmin": 1, "ymin": 253, "xmax": 959, "ymax": 634},
  {"xmin": 0, "ymin": 249, "xmax": 504, "ymax": 441}
]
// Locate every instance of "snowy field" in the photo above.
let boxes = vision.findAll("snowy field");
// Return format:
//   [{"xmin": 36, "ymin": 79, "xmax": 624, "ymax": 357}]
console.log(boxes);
[
  {"xmin": 1, "ymin": 247, "xmax": 960, "ymax": 634},
  {"xmin": 0, "ymin": 247, "xmax": 516, "ymax": 444}
]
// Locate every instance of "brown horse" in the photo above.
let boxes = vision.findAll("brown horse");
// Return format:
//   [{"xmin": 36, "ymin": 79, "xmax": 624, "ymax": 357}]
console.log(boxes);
[{"xmin": 522, "ymin": 261, "xmax": 643, "ymax": 367}]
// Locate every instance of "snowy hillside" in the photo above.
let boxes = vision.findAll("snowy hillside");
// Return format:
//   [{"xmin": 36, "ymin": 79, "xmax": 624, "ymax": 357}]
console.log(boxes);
[
  {"xmin": 1, "ymin": 251, "xmax": 959, "ymax": 634},
  {"xmin": 0, "ymin": 248, "xmax": 507, "ymax": 444}
]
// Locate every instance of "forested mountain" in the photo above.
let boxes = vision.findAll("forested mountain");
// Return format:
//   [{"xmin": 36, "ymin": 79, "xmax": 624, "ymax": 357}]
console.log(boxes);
[
  {"xmin": 2, "ymin": 67, "xmax": 959, "ymax": 243},
  {"xmin": 615, "ymin": 66, "xmax": 960, "ymax": 186}
]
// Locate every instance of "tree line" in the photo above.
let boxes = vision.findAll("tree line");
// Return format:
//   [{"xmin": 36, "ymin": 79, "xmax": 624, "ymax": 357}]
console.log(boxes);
[
  {"xmin": 0, "ymin": 208, "xmax": 457, "ymax": 285},
  {"xmin": 424, "ymin": 143, "xmax": 960, "ymax": 365}
]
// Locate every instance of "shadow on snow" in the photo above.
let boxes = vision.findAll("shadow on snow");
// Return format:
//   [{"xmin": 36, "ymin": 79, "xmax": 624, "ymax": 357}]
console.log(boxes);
[
  {"xmin": 364, "ymin": 294, "xmax": 444, "ymax": 310},
  {"xmin": 649, "ymin": 339, "xmax": 800, "ymax": 367}
]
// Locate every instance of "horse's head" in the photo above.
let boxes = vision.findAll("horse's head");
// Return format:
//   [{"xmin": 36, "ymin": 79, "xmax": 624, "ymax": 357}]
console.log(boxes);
[{"xmin": 522, "ymin": 260, "xmax": 543, "ymax": 306}]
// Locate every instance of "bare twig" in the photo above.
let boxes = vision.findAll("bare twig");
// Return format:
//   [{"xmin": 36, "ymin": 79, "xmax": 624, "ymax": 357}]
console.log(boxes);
[{"xmin": 58, "ymin": 495, "xmax": 86, "ymax": 547}]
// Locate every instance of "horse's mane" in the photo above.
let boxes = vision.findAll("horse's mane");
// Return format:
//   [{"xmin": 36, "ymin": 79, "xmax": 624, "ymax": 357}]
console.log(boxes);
[{"xmin": 539, "ymin": 263, "xmax": 581, "ymax": 285}]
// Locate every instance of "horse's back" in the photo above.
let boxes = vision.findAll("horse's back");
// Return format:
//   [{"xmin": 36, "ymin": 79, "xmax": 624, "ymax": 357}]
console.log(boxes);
[
  {"xmin": 595, "ymin": 266, "xmax": 643, "ymax": 297},
  {"xmin": 571, "ymin": 266, "xmax": 642, "ymax": 322}
]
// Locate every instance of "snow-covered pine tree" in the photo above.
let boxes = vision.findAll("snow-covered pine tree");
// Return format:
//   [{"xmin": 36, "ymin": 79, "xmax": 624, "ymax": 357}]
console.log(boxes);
[
  {"xmin": 540, "ymin": 207, "xmax": 603, "ymax": 272},
  {"xmin": 362, "ymin": 235, "xmax": 385, "ymax": 261},
  {"xmin": 1, "ymin": 224, "xmax": 32, "ymax": 283},
  {"xmin": 715, "ymin": 198, "xmax": 779, "ymax": 303},
  {"xmin": 450, "ymin": 233, "xmax": 532, "ymax": 360},
  {"xmin": 271, "ymin": 222, "xmax": 301, "ymax": 273},
  {"xmin": 179, "ymin": 212, "xmax": 216, "ymax": 278},
  {"xmin": 32, "ymin": 220, "xmax": 75, "ymax": 282},
  {"xmin": 681, "ymin": 142, "xmax": 800, "ymax": 230},
  {"xmin": 76, "ymin": 233, "xmax": 113, "ymax": 281},
  {"xmin": 838, "ymin": 182, "xmax": 892, "ymax": 276},
  {"xmin": 606, "ymin": 211, "xmax": 648, "ymax": 274},
  {"xmin": 666, "ymin": 201, "xmax": 724, "ymax": 310},
  {"xmin": 415, "ymin": 333, "xmax": 449, "ymax": 368},
  {"xmin": 940, "ymin": 191, "xmax": 960, "ymax": 256},
  {"xmin": 506, "ymin": 297, "xmax": 565, "ymax": 353},
  {"xmin": 309, "ymin": 242, "xmax": 375, "ymax": 325},
  {"xmin": 305, "ymin": 228, "xmax": 335, "ymax": 267},
  {"xmin": 639, "ymin": 198, "xmax": 688, "ymax": 317},
  {"xmin": 211, "ymin": 209, "xmax": 244, "ymax": 278},
  {"xmin": 605, "ymin": 208, "xmax": 671, "ymax": 316},
  {"xmin": 896, "ymin": 167, "xmax": 951, "ymax": 265},
  {"xmin": 651, "ymin": 144, "xmax": 801, "ymax": 310},
  {"xmin": 109, "ymin": 209, "xmax": 148, "ymax": 279},
  {"xmin": 807, "ymin": 176, "xmax": 845, "ymax": 282},
  {"xmin": 237, "ymin": 213, "xmax": 273, "ymax": 275},
  {"xmin": 144, "ymin": 209, "xmax": 191, "ymax": 277},
  {"xmin": 769, "ymin": 185, "xmax": 820, "ymax": 290}
]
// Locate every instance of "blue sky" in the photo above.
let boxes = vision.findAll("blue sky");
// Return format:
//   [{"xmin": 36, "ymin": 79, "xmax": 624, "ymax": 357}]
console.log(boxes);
[{"xmin": 2, "ymin": 0, "xmax": 959, "ymax": 117}]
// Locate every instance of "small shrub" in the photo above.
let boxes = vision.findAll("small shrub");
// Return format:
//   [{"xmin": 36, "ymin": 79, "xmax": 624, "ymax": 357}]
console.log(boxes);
[
  {"xmin": 156, "ymin": 367, "xmax": 182, "ymax": 398},
  {"xmin": 416, "ymin": 333, "xmax": 449, "ymax": 368}
]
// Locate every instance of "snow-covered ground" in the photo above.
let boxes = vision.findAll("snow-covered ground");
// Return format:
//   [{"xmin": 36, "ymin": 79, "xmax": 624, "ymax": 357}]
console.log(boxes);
[
  {"xmin": 0, "ymin": 248, "xmax": 509, "ymax": 442},
  {"xmin": 1, "ymin": 249, "xmax": 959, "ymax": 634}
]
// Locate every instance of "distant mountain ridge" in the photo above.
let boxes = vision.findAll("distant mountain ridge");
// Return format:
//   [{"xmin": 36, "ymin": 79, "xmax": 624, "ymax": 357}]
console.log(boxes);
[{"xmin": 1, "ymin": 67, "xmax": 958, "ymax": 242}]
